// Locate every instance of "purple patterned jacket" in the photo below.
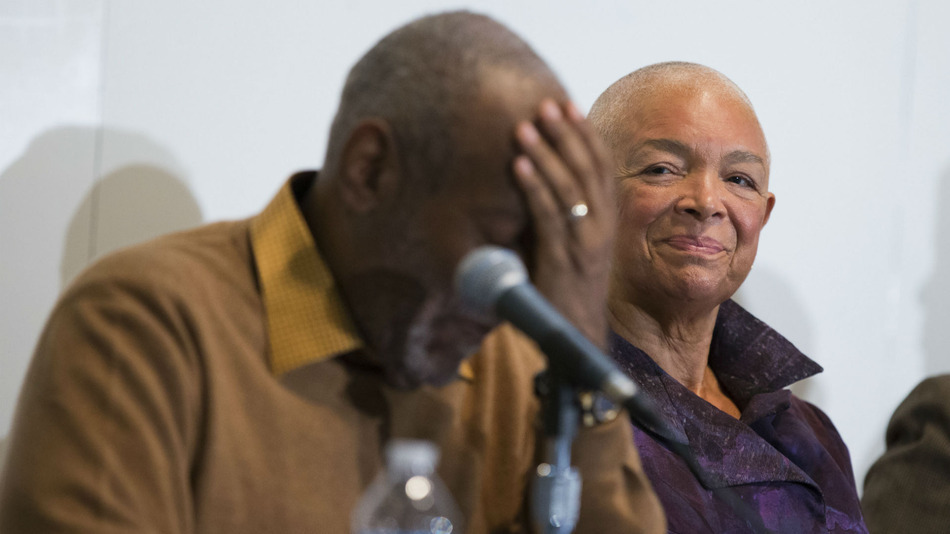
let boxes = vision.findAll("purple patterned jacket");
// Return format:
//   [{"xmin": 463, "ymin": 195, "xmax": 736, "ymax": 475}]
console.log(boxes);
[{"xmin": 610, "ymin": 300, "xmax": 868, "ymax": 534}]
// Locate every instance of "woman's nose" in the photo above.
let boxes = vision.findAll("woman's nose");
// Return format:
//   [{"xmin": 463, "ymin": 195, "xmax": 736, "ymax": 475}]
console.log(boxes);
[{"xmin": 674, "ymin": 172, "xmax": 724, "ymax": 221}]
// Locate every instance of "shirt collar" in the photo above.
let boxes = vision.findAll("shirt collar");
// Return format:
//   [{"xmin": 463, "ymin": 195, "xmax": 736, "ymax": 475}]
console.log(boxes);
[
  {"xmin": 609, "ymin": 299, "xmax": 822, "ymax": 442},
  {"xmin": 609, "ymin": 300, "xmax": 823, "ymax": 489},
  {"xmin": 250, "ymin": 171, "xmax": 473, "ymax": 380},
  {"xmin": 250, "ymin": 172, "xmax": 364, "ymax": 375},
  {"xmin": 709, "ymin": 299, "xmax": 822, "ymax": 401}
]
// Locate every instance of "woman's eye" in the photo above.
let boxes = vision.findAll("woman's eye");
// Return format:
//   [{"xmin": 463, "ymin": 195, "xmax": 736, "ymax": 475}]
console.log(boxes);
[
  {"xmin": 645, "ymin": 166, "xmax": 673, "ymax": 175},
  {"xmin": 726, "ymin": 175, "xmax": 755, "ymax": 189}
]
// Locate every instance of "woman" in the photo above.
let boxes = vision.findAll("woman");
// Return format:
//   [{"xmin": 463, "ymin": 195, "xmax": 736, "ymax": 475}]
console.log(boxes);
[{"xmin": 588, "ymin": 62, "xmax": 868, "ymax": 534}]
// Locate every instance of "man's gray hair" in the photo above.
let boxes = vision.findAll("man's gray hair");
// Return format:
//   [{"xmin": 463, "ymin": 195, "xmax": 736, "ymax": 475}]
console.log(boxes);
[{"xmin": 324, "ymin": 11, "xmax": 559, "ymax": 186}]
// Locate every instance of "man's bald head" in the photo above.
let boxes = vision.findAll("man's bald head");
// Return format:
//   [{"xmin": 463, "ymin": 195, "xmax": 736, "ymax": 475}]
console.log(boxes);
[
  {"xmin": 589, "ymin": 62, "xmax": 769, "ymax": 167},
  {"xmin": 324, "ymin": 11, "xmax": 560, "ymax": 185},
  {"xmin": 306, "ymin": 12, "xmax": 575, "ymax": 388}
]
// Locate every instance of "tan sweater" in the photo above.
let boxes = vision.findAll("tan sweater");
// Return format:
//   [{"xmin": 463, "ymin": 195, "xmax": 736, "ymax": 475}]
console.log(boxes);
[{"xmin": 0, "ymin": 175, "xmax": 664, "ymax": 533}]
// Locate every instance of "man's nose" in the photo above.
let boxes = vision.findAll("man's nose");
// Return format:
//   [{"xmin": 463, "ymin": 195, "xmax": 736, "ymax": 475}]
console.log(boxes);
[{"xmin": 674, "ymin": 171, "xmax": 724, "ymax": 220}]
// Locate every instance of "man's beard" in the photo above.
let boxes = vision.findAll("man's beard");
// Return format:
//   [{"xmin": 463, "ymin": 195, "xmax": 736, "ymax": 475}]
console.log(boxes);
[
  {"xmin": 340, "ymin": 268, "xmax": 495, "ymax": 389},
  {"xmin": 389, "ymin": 295, "xmax": 491, "ymax": 389}
]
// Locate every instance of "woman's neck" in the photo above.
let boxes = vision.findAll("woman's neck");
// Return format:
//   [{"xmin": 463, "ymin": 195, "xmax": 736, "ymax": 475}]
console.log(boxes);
[{"xmin": 608, "ymin": 297, "xmax": 741, "ymax": 418}]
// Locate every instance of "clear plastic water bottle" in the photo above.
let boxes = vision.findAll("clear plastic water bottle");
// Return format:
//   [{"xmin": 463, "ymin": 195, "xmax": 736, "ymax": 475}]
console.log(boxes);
[{"xmin": 351, "ymin": 439, "xmax": 463, "ymax": 534}]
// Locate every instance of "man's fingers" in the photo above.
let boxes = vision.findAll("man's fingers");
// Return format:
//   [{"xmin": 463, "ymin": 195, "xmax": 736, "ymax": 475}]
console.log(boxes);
[
  {"xmin": 563, "ymin": 101, "xmax": 615, "ymax": 208},
  {"xmin": 536, "ymin": 100, "xmax": 601, "ymax": 197},
  {"xmin": 565, "ymin": 101, "xmax": 613, "ymax": 177},
  {"xmin": 516, "ymin": 107, "xmax": 587, "ymax": 214},
  {"xmin": 512, "ymin": 154, "xmax": 570, "ymax": 259}
]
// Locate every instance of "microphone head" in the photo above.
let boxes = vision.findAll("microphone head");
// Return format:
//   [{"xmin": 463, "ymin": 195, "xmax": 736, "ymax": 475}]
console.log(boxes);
[{"xmin": 454, "ymin": 246, "xmax": 528, "ymax": 315}]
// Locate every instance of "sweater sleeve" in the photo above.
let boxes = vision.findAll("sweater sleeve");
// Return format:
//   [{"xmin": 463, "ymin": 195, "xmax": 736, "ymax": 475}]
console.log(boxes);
[
  {"xmin": 571, "ymin": 412, "xmax": 667, "ymax": 534},
  {"xmin": 0, "ymin": 258, "xmax": 202, "ymax": 533},
  {"xmin": 862, "ymin": 374, "xmax": 950, "ymax": 534}
]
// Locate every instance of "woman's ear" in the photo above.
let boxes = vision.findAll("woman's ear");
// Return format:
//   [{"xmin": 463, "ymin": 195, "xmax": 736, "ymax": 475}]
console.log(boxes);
[
  {"xmin": 762, "ymin": 192, "xmax": 775, "ymax": 226},
  {"xmin": 336, "ymin": 119, "xmax": 402, "ymax": 213}
]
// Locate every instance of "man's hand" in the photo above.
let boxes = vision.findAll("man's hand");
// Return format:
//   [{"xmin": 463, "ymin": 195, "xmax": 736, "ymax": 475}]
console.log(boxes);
[{"xmin": 513, "ymin": 98, "xmax": 616, "ymax": 346}]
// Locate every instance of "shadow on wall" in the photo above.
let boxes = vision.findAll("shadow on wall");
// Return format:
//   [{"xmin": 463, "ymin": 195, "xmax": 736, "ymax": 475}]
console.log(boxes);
[
  {"xmin": 733, "ymin": 267, "xmax": 821, "ymax": 405},
  {"xmin": 922, "ymin": 163, "xmax": 950, "ymax": 375},
  {"xmin": 0, "ymin": 125, "xmax": 203, "ymax": 291},
  {"xmin": 61, "ymin": 164, "xmax": 204, "ymax": 285}
]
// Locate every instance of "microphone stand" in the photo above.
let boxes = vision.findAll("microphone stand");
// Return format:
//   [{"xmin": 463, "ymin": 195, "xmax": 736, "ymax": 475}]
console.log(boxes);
[{"xmin": 531, "ymin": 370, "xmax": 582, "ymax": 534}]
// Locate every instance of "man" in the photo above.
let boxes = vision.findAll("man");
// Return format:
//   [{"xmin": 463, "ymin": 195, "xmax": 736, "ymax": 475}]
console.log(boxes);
[
  {"xmin": 0, "ymin": 12, "xmax": 664, "ymax": 534},
  {"xmin": 588, "ymin": 62, "xmax": 867, "ymax": 532},
  {"xmin": 863, "ymin": 374, "xmax": 950, "ymax": 533}
]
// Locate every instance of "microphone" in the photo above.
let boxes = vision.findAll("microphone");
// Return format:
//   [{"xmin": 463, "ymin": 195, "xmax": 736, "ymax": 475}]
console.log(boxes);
[
  {"xmin": 455, "ymin": 247, "xmax": 774, "ymax": 532},
  {"xmin": 454, "ymin": 246, "xmax": 656, "ymax": 423}
]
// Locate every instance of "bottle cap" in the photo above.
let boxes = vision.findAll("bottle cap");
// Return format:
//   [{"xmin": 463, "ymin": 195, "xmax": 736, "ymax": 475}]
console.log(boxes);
[{"xmin": 385, "ymin": 439, "xmax": 440, "ymax": 474}]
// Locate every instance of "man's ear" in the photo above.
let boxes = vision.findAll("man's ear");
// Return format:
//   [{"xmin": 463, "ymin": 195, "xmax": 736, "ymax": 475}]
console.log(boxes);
[{"xmin": 337, "ymin": 119, "xmax": 402, "ymax": 213}]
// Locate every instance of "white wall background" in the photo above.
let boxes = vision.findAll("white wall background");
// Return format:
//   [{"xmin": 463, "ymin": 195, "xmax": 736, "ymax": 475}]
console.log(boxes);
[{"xmin": 2, "ymin": 0, "xmax": 949, "ymax": 493}]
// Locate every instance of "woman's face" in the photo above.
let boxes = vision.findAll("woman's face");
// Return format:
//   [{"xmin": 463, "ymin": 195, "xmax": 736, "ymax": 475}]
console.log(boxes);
[{"xmin": 609, "ymin": 87, "xmax": 775, "ymax": 312}]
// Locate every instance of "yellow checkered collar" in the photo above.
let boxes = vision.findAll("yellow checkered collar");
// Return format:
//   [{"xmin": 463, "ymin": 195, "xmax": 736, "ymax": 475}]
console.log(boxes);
[
  {"xmin": 250, "ymin": 172, "xmax": 473, "ymax": 380},
  {"xmin": 250, "ymin": 172, "xmax": 363, "ymax": 375}
]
